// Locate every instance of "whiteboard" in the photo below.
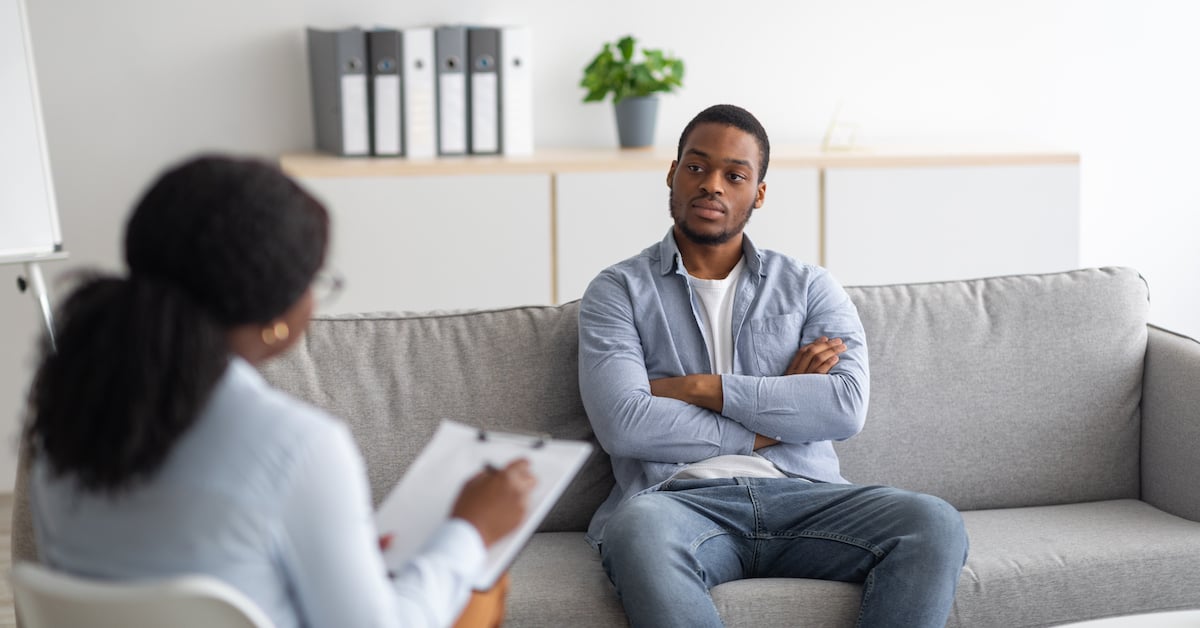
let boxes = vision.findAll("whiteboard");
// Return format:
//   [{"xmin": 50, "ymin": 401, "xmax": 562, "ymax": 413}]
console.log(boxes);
[{"xmin": 0, "ymin": 0, "xmax": 62, "ymax": 263}]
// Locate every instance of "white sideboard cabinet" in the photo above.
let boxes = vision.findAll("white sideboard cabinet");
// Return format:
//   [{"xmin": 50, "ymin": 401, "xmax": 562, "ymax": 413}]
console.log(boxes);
[
  {"xmin": 297, "ymin": 172, "xmax": 551, "ymax": 314},
  {"xmin": 281, "ymin": 148, "xmax": 1078, "ymax": 312},
  {"xmin": 824, "ymin": 161, "xmax": 1079, "ymax": 286}
]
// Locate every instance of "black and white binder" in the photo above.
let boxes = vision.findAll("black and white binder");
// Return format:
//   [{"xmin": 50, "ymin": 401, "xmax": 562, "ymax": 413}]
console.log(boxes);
[
  {"xmin": 467, "ymin": 27, "xmax": 500, "ymax": 155},
  {"xmin": 402, "ymin": 27, "xmax": 437, "ymax": 159},
  {"xmin": 435, "ymin": 25, "xmax": 468, "ymax": 156},
  {"xmin": 367, "ymin": 29, "xmax": 402, "ymax": 156},
  {"xmin": 306, "ymin": 27, "xmax": 369, "ymax": 156},
  {"xmin": 499, "ymin": 26, "xmax": 534, "ymax": 156}
]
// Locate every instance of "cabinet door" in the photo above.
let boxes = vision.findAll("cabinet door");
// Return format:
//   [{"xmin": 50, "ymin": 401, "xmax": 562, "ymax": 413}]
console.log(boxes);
[
  {"xmin": 555, "ymin": 168, "xmax": 819, "ymax": 303},
  {"xmin": 299, "ymin": 174, "xmax": 552, "ymax": 313},
  {"xmin": 825, "ymin": 164, "xmax": 1079, "ymax": 286}
]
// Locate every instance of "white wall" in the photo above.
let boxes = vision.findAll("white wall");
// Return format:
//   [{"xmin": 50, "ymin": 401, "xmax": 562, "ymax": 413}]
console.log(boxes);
[{"xmin": 2, "ymin": 0, "xmax": 1196, "ymax": 488}]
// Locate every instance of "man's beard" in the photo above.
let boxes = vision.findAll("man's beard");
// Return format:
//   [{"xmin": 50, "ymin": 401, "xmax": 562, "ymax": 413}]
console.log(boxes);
[{"xmin": 669, "ymin": 190, "xmax": 754, "ymax": 246}]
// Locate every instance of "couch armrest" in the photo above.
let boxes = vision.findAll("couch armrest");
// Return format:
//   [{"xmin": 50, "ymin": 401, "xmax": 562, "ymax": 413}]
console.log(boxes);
[{"xmin": 1141, "ymin": 324, "xmax": 1200, "ymax": 521}]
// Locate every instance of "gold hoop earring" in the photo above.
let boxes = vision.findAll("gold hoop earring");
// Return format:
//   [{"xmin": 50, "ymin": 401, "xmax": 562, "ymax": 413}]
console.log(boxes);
[{"xmin": 261, "ymin": 321, "xmax": 290, "ymax": 345}]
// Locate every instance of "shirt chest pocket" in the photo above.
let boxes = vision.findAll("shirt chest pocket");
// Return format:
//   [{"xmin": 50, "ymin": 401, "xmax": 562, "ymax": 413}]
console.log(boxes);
[{"xmin": 749, "ymin": 313, "xmax": 806, "ymax": 375}]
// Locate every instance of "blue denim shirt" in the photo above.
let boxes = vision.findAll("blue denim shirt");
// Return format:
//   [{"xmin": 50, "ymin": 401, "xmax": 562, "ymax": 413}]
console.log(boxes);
[{"xmin": 579, "ymin": 229, "xmax": 870, "ymax": 545}]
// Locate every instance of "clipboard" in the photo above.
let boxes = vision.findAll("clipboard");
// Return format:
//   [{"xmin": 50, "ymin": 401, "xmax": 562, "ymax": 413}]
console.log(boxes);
[{"xmin": 374, "ymin": 419, "xmax": 592, "ymax": 590}]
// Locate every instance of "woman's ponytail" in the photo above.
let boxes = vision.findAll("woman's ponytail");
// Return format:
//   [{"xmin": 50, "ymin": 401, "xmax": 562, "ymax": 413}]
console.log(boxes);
[{"xmin": 25, "ymin": 273, "xmax": 228, "ymax": 493}]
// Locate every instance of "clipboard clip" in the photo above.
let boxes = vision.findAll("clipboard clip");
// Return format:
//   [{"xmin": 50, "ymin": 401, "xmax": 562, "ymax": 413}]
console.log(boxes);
[{"xmin": 477, "ymin": 427, "xmax": 548, "ymax": 449}]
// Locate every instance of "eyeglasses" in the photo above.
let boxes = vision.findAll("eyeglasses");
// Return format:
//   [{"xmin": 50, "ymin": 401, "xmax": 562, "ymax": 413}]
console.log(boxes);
[{"xmin": 311, "ymin": 269, "xmax": 345, "ymax": 305}]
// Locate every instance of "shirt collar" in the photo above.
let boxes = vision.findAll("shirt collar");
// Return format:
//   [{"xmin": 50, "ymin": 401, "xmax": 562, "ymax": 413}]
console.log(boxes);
[{"xmin": 656, "ymin": 227, "xmax": 766, "ymax": 277}]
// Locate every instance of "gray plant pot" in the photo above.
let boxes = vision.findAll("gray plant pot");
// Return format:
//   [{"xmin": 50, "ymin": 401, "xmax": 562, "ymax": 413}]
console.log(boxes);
[{"xmin": 613, "ymin": 96, "xmax": 659, "ymax": 148}]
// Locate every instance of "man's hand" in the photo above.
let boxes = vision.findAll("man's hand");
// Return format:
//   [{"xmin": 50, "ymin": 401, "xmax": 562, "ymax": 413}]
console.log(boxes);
[
  {"xmin": 753, "ymin": 434, "xmax": 779, "ymax": 450},
  {"xmin": 786, "ymin": 336, "xmax": 846, "ymax": 375},
  {"xmin": 649, "ymin": 374, "xmax": 723, "ymax": 412},
  {"xmin": 751, "ymin": 337, "xmax": 845, "ymax": 449}
]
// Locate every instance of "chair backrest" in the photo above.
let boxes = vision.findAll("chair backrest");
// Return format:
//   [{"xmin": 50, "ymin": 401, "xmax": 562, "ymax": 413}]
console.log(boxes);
[{"xmin": 10, "ymin": 562, "xmax": 275, "ymax": 628}]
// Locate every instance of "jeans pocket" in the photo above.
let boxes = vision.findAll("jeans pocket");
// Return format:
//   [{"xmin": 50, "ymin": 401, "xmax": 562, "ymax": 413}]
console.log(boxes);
[{"xmin": 660, "ymin": 477, "xmax": 740, "ymax": 492}]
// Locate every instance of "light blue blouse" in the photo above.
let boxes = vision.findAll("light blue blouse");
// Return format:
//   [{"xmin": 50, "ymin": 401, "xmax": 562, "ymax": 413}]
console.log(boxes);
[{"xmin": 30, "ymin": 357, "xmax": 485, "ymax": 628}]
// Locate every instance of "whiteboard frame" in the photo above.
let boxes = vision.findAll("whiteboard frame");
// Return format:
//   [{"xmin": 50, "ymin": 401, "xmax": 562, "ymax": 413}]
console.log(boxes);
[{"xmin": 1, "ymin": 0, "xmax": 63, "ymax": 260}]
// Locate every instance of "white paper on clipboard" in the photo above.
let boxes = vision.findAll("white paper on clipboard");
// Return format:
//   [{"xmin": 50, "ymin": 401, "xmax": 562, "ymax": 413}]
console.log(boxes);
[{"xmin": 374, "ymin": 419, "xmax": 592, "ymax": 590}]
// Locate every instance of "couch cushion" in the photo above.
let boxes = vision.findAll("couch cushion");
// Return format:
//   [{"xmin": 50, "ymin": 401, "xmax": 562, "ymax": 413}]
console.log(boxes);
[
  {"xmin": 839, "ymin": 268, "xmax": 1149, "ymax": 510},
  {"xmin": 507, "ymin": 533, "xmax": 862, "ymax": 627},
  {"xmin": 953, "ymin": 500, "xmax": 1200, "ymax": 627},
  {"xmin": 507, "ymin": 532, "xmax": 627, "ymax": 627},
  {"xmin": 509, "ymin": 500, "xmax": 1200, "ymax": 628},
  {"xmin": 258, "ymin": 303, "xmax": 612, "ymax": 533}
]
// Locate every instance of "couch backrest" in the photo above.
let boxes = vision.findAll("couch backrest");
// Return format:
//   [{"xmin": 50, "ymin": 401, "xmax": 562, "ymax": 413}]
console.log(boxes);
[
  {"xmin": 9, "ymin": 267, "xmax": 1154, "ymax": 568},
  {"xmin": 837, "ymin": 267, "xmax": 1149, "ymax": 510},
  {"xmin": 258, "ymin": 267, "xmax": 1151, "ymax": 533},
  {"xmin": 258, "ymin": 303, "xmax": 611, "ymax": 533}
]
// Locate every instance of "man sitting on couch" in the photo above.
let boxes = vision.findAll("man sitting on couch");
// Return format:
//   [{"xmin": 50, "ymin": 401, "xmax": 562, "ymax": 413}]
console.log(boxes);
[{"xmin": 577, "ymin": 103, "xmax": 969, "ymax": 628}]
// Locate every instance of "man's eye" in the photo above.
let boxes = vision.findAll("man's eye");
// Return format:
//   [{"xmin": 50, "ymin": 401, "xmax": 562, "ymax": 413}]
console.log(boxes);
[
  {"xmin": 687, "ymin": 164, "xmax": 703, "ymax": 173},
  {"xmin": 728, "ymin": 173, "xmax": 746, "ymax": 182}
]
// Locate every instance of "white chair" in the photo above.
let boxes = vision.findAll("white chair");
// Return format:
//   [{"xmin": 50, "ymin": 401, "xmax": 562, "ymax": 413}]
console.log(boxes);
[{"xmin": 10, "ymin": 561, "xmax": 275, "ymax": 628}]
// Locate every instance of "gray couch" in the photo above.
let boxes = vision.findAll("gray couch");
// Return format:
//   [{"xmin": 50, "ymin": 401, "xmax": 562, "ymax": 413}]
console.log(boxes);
[{"xmin": 12, "ymin": 267, "xmax": 1200, "ymax": 627}]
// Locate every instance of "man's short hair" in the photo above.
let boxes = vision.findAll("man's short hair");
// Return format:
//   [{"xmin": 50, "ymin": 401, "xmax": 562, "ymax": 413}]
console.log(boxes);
[{"xmin": 675, "ymin": 104, "xmax": 771, "ymax": 182}]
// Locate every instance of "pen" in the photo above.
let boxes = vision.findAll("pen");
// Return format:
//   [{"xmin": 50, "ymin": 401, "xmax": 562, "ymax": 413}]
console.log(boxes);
[{"xmin": 380, "ymin": 533, "xmax": 397, "ymax": 580}]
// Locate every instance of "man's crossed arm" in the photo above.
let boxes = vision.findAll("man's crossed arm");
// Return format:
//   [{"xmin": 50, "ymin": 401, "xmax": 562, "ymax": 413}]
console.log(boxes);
[{"xmin": 648, "ymin": 337, "xmax": 848, "ymax": 450}]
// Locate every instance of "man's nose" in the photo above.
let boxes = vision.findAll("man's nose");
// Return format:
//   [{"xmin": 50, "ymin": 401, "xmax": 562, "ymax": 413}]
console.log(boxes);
[{"xmin": 699, "ymin": 173, "xmax": 723, "ymax": 196}]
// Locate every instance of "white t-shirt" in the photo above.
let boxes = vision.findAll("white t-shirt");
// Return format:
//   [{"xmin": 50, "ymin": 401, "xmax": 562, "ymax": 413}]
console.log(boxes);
[
  {"xmin": 689, "ymin": 257, "xmax": 745, "ymax": 375},
  {"xmin": 677, "ymin": 258, "xmax": 788, "ymax": 482}
]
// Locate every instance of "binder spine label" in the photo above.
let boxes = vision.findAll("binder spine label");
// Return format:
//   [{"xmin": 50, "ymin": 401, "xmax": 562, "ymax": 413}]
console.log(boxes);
[
  {"xmin": 340, "ymin": 74, "xmax": 369, "ymax": 155},
  {"xmin": 373, "ymin": 75, "xmax": 401, "ymax": 155},
  {"xmin": 406, "ymin": 85, "xmax": 436, "ymax": 158},
  {"xmin": 471, "ymin": 73, "xmax": 499, "ymax": 154},
  {"xmin": 438, "ymin": 72, "xmax": 466, "ymax": 155}
]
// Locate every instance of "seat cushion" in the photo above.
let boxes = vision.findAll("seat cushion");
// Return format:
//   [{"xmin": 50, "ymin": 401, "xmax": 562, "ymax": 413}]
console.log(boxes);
[
  {"xmin": 508, "ymin": 500, "xmax": 1200, "ymax": 627},
  {"xmin": 506, "ymin": 532, "xmax": 626, "ymax": 627},
  {"xmin": 953, "ymin": 500, "xmax": 1200, "ymax": 627}
]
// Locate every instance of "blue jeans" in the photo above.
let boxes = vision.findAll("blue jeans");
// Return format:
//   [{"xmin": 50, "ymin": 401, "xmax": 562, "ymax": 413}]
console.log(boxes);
[{"xmin": 599, "ymin": 477, "xmax": 968, "ymax": 628}]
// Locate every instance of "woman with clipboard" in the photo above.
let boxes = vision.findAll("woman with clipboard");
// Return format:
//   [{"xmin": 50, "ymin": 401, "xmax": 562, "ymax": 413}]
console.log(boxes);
[{"xmin": 22, "ymin": 155, "xmax": 535, "ymax": 628}]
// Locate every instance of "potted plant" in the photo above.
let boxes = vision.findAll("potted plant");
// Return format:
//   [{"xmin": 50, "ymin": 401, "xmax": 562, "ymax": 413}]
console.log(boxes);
[{"xmin": 580, "ymin": 35, "xmax": 684, "ymax": 148}]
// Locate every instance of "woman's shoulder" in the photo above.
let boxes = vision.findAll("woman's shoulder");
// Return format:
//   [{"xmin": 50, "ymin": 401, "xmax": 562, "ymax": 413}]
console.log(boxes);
[
  {"xmin": 216, "ymin": 358, "xmax": 344, "ymax": 436},
  {"xmin": 169, "ymin": 359, "xmax": 360, "ymax": 497}
]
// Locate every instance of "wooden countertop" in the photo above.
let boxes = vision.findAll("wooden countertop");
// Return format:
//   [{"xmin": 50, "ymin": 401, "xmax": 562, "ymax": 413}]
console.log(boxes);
[{"xmin": 281, "ymin": 146, "xmax": 1078, "ymax": 178}]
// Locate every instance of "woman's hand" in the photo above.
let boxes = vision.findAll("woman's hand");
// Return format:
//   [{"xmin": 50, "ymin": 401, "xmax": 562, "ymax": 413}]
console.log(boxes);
[{"xmin": 450, "ymin": 459, "xmax": 537, "ymax": 547}]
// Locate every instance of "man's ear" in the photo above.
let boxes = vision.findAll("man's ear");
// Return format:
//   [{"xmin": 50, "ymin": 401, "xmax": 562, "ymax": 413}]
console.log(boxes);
[
  {"xmin": 755, "ymin": 180, "xmax": 767, "ymax": 208},
  {"xmin": 666, "ymin": 160, "xmax": 677, "ymax": 188}
]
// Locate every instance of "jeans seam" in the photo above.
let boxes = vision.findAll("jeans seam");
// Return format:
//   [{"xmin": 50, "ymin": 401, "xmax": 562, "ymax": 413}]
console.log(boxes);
[
  {"xmin": 688, "ymin": 529, "xmax": 728, "ymax": 553},
  {"xmin": 855, "ymin": 571, "xmax": 875, "ymax": 628},
  {"xmin": 689, "ymin": 529, "xmax": 729, "ymax": 585},
  {"xmin": 745, "ymin": 481, "xmax": 764, "ymax": 573},
  {"xmin": 773, "ymin": 530, "xmax": 885, "ymax": 559}
]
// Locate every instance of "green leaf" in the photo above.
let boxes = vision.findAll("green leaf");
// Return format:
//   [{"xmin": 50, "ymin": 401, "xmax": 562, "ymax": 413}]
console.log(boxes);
[
  {"xmin": 579, "ymin": 35, "xmax": 685, "ymax": 103},
  {"xmin": 617, "ymin": 36, "xmax": 635, "ymax": 62},
  {"xmin": 644, "ymin": 49, "xmax": 663, "ymax": 68}
]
